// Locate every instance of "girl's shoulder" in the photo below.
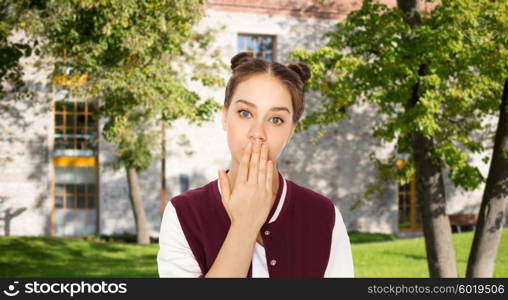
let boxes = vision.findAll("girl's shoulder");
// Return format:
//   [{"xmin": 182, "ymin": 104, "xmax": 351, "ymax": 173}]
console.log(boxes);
[
  {"xmin": 170, "ymin": 178, "xmax": 219, "ymax": 210},
  {"xmin": 285, "ymin": 179, "xmax": 336, "ymax": 213}
]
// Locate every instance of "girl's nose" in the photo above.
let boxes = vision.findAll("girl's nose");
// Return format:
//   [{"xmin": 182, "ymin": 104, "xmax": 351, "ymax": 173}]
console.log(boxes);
[{"xmin": 249, "ymin": 121, "xmax": 267, "ymax": 143}]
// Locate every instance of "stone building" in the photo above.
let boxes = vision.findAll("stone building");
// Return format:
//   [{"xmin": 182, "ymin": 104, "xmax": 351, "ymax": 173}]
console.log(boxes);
[{"xmin": 0, "ymin": 0, "xmax": 505, "ymax": 238}]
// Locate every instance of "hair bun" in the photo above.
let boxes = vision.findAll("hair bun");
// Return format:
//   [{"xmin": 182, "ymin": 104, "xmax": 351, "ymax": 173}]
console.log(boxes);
[
  {"xmin": 231, "ymin": 52, "xmax": 254, "ymax": 70},
  {"xmin": 287, "ymin": 63, "xmax": 311, "ymax": 85}
]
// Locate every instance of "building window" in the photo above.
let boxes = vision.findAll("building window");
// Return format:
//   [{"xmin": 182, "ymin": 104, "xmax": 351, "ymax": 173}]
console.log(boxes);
[
  {"xmin": 54, "ymin": 166, "xmax": 97, "ymax": 210},
  {"xmin": 237, "ymin": 34, "xmax": 276, "ymax": 62},
  {"xmin": 397, "ymin": 160, "xmax": 422, "ymax": 232},
  {"xmin": 52, "ymin": 64, "xmax": 99, "ymax": 236},
  {"xmin": 54, "ymin": 87, "xmax": 97, "ymax": 157},
  {"xmin": 53, "ymin": 162, "xmax": 98, "ymax": 236}
]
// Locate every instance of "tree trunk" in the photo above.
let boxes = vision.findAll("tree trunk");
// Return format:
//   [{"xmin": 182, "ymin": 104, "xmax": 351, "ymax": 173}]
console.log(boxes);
[
  {"xmin": 410, "ymin": 130, "xmax": 458, "ymax": 277},
  {"xmin": 466, "ymin": 80, "xmax": 508, "ymax": 277},
  {"xmin": 399, "ymin": 0, "xmax": 458, "ymax": 277},
  {"xmin": 396, "ymin": 0, "xmax": 421, "ymax": 28},
  {"xmin": 126, "ymin": 167, "xmax": 150, "ymax": 244}
]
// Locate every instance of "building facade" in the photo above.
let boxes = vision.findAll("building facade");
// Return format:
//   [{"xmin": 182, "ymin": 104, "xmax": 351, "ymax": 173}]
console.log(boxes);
[{"xmin": 0, "ymin": 0, "xmax": 505, "ymax": 238}]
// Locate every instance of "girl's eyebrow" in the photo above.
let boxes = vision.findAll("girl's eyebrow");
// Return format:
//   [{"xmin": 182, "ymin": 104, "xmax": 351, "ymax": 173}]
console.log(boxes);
[{"xmin": 234, "ymin": 99, "xmax": 291, "ymax": 114}]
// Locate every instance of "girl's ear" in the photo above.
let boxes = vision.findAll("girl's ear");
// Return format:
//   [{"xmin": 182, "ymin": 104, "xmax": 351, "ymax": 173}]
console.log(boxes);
[
  {"xmin": 221, "ymin": 107, "xmax": 227, "ymax": 131},
  {"xmin": 289, "ymin": 123, "xmax": 296, "ymax": 140},
  {"xmin": 285, "ymin": 123, "xmax": 297, "ymax": 147}
]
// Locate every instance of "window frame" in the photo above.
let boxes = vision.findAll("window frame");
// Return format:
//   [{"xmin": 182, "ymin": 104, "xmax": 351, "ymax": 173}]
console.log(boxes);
[
  {"xmin": 396, "ymin": 160, "xmax": 422, "ymax": 232},
  {"xmin": 50, "ymin": 71, "xmax": 100, "ymax": 237},
  {"xmin": 237, "ymin": 33, "xmax": 277, "ymax": 62}
]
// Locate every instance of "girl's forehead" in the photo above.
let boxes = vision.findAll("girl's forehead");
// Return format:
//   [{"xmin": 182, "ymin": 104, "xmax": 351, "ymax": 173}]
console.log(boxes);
[{"xmin": 232, "ymin": 74, "xmax": 292, "ymax": 109}]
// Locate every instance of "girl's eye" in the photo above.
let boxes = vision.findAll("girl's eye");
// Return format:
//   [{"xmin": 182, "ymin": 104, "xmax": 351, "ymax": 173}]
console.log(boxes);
[
  {"xmin": 271, "ymin": 117, "xmax": 284, "ymax": 125},
  {"xmin": 238, "ymin": 109, "xmax": 285, "ymax": 126},
  {"xmin": 238, "ymin": 109, "xmax": 251, "ymax": 118}
]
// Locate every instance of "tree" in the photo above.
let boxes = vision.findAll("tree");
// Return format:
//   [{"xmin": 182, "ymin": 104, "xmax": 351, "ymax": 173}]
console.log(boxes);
[
  {"xmin": 465, "ymin": 0, "xmax": 508, "ymax": 277},
  {"xmin": 396, "ymin": 0, "xmax": 456, "ymax": 277},
  {"xmin": 21, "ymin": 0, "xmax": 225, "ymax": 244},
  {"xmin": 0, "ymin": 0, "xmax": 34, "ymax": 100},
  {"xmin": 290, "ymin": 0, "xmax": 506, "ymax": 276}
]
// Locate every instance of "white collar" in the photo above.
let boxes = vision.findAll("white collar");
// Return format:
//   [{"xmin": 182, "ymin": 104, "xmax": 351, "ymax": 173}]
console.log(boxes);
[{"xmin": 217, "ymin": 174, "xmax": 287, "ymax": 224}]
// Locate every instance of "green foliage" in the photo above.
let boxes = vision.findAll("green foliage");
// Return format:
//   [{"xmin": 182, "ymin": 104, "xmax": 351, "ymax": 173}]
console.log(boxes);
[
  {"xmin": 21, "ymin": 0, "xmax": 226, "ymax": 170},
  {"xmin": 290, "ymin": 0, "xmax": 507, "ymax": 193},
  {"xmin": 0, "ymin": 0, "xmax": 36, "ymax": 100}
]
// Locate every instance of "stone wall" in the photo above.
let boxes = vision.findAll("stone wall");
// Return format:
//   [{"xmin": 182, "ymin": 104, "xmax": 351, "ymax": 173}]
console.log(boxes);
[{"xmin": 0, "ymin": 36, "xmax": 53, "ymax": 236}]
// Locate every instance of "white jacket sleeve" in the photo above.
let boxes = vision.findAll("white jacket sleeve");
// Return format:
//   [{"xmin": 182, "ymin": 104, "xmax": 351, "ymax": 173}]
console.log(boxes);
[
  {"xmin": 157, "ymin": 201, "xmax": 203, "ymax": 277},
  {"xmin": 324, "ymin": 205, "xmax": 355, "ymax": 277}
]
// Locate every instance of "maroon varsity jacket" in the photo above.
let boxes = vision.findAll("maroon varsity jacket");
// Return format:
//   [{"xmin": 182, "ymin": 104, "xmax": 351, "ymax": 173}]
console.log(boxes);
[{"xmin": 170, "ymin": 170, "xmax": 336, "ymax": 277}]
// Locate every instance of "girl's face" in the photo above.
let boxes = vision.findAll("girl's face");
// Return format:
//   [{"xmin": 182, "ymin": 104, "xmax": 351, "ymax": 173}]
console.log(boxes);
[{"xmin": 221, "ymin": 73, "xmax": 296, "ymax": 167}]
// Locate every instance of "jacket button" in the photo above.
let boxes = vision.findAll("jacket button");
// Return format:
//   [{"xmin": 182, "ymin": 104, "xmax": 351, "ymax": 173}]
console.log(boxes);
[
  {"xmin": 264, "ymin": 230, "xmax": 270, "ymax": 236},
  {"xmin": 270, "ymin": 259, "xmax": 277, "ymax": 266}
]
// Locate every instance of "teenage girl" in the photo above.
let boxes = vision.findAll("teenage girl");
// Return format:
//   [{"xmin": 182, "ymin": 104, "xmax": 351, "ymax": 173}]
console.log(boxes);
[{"xmin": 157, "ymin": 52, "xmax": 354, "ymax": 278}]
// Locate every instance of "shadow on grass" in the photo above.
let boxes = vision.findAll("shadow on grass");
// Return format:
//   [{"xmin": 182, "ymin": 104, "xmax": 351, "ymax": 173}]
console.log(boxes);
[
  {"xmin": 0, "ymin": 236, "xmax": 158, "ymax": 277},
  {"xmin": 348, "ymin": 231, "xmax": 397, "ymax": 244},
  {"xmin": 379, "ymin": 251, "xmax": 427, "ymax": 261}
]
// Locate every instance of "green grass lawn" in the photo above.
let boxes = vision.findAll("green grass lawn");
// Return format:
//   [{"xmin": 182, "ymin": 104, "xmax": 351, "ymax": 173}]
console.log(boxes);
[
  {"xmin": 352, "ymin": 228, "xmax": 508, "ymax": 277},
  {"xmin": 0, "ymin": 236, "xmax": 158, "ymax": 277},
  {"xmin": 0, "ymin": 229, "xmax": 506, "ymax": 277}
]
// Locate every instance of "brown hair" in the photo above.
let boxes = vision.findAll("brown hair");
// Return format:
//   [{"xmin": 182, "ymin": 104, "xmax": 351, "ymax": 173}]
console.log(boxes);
[{"xmin": 223, "ymin": 52, "xmax": 311, "ymax": 123}]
